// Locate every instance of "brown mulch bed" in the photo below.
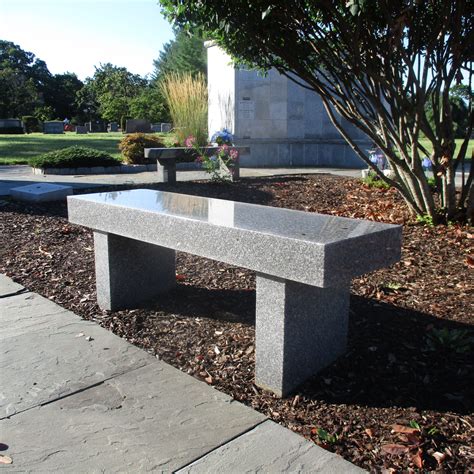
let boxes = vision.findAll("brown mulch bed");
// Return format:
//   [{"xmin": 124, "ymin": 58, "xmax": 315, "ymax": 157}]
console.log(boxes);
[{"xmin": 1, "ymin": 174, "xmax": 473, "ymax": 472}]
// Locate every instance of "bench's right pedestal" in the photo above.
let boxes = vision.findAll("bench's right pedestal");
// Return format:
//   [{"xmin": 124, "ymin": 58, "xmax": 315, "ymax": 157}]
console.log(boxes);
[{"xmin": 255, "ymin": 275, "xmax": 350, "ymax": 397}]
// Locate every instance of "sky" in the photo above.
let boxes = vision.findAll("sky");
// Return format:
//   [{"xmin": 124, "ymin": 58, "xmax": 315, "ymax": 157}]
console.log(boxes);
[{"xmin": 0, "ymin": 0, "xmax": 175, "ymax": 80}]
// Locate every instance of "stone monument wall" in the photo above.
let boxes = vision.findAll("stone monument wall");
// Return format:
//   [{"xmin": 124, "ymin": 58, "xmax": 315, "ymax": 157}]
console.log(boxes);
[{"xmin": 207, "ymin": 43, "xmax": 370, "ymax": 168}]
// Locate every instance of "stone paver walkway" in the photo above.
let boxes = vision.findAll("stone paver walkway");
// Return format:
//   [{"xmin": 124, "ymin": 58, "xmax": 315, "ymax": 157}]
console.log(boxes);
[
  {"xmin": 1, "ymin": 163, "xmax": 469, "ymax": 198},
  {"xmin": 0, "ymin": 274, "xmax": 363, "ymax": 472},
  {"xmin": 0, "ymin": 165, "xmax": 363, "ymax": 197}
]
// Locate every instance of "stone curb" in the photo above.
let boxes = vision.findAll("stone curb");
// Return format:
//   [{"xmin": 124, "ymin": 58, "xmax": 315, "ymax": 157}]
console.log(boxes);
[
  {"xmin": 32, "ymin": 164, "xmax": 158, "ymax": 175},
  {"xmin": 31, "ymin": 162, "xmax": 202, "ymax": 176}
]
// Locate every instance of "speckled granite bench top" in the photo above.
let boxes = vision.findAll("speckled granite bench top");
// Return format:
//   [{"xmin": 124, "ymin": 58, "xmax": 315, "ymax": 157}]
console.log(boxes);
[{"xmin": 68, "ymin": 189, "xmax": 401, "ymax": 287}]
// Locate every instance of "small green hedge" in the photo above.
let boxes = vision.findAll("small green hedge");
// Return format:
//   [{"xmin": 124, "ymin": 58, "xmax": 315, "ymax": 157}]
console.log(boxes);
[{"xmin": 30, "ymin": 146, "xmax": 121, "ymax": 169}]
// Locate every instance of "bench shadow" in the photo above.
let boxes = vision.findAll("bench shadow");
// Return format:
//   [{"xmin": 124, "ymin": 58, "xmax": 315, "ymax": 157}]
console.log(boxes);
[
  {"xmin": 299, "ymin": 296, "xmax": 474, "ymax": 415},
  {"xmin": 150, "ymin": 287, "xmax": 473, "ymax": 415},
  {"xmin": 147, "ymin": 284, "xmax": 256, "ymax": 325}
]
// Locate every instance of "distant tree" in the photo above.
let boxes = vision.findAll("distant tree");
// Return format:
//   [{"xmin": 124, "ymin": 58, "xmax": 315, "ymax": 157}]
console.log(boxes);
[
  {"xmin": 75, "ymin": 82, "xmax": 100, "ymax": 122},
  {"xmin": 153, "ymin": 29, "xmax": 207, "ymax": 81},
  {"xmin": 129, "ymin": 86, "xmax": 171, "ymax": 123},
  {"xmin": 0, "ymin": 68, "xmax": 39, "ymax": 118},
  {"xmin": 0, "ymin": 40, "xmax": 43, "ymax": 117},
  {"xmin": 33, "ymin": 105, "xmax": 55, "ymax": 122},
  {"xmin": 0, "ymin": 40, "xmax": 83, "ymax": 121},
  {"xmin": 450, "ymin": 85, "xmax": 473, "ymax": 103},
  {"xmin": 48, "ymin": 73, "xmax": 84, "ymax": 120},
  {"xmin": 426, "ymin": 87, "xmax": 472, "ymax": 139},
  {"xmin": 83, "ymin": 63, "xmax": 147, "ymax": 128},
  {"xmin": 160, "ymin": 0, "xmax": 474, "ymax": 223}
]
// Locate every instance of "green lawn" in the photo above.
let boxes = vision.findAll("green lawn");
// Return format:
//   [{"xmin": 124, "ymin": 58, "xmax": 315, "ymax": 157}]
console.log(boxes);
[
  {"xmin": 0, "ymin": 132, "xmax": 173, "ymax": 165},
  {"xmin": 419, "ymin": 138, "xmax": 473, "ymax": 161}
]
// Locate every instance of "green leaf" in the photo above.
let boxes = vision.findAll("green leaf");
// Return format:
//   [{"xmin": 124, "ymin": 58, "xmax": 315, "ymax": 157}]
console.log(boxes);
[{"xmin": 409, "ymin": 420, "xmax": 421, "ymax": 430}]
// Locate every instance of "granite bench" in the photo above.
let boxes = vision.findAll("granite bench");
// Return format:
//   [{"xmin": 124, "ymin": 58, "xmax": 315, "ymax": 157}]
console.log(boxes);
[
  {"xmin": 68, "ymin": 189, "xmax": 401, "ymax": 397},
  {"xmin": 144, "ymin": 146, "xmax": 250, "ymax": 183}
]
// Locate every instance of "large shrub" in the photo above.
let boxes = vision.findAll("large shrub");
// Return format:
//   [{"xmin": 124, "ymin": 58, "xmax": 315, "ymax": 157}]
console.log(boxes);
[
  {"xmin": 30, "ymin": 146, "xmax": 120, "ymax": 169},
  {"xmin": 119, "ymin": 133, "xmax": 165, "ymax": 164},
  {"xmin": 161, "ymin": 72, "xmax": 207, "ymax": 146}
]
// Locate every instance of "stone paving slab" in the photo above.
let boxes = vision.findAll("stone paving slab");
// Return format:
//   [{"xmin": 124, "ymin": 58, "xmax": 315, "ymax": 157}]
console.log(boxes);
[
  {"xmin": 0, "ymin": 292, "xmax": 153, "ymax": 418},
  {"xmin": 178, "ymin": 420, "xmax": 364, "ymax": 473},
  {"xmin": 0, "ymin": 275, "xmax": 363, "ymax": 472},
  {"xmin": 0, "ymin": 274, "xmax": 24, "ymax": 297},
  {"xmin": 1, "ymin": 292, "xmax": 67, "ymax": 340},
  {"xmin": 0, "ymin": 363, "xmax": 266, "ymax": 473},
  {"xmin": 0, "ymin": 163, "xmax": 469, "ymax": 197}
]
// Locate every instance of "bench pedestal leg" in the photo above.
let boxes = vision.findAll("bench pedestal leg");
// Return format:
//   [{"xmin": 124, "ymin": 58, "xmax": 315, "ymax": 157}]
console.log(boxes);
[
  {"xmin": 94, "ymin": 231, "xmax": 176, "ymax": 311},
  {"xmin": 157, "ymin": 160, "xmax": 176, "ymax": 184},
  {"xmin": 255, "ymin": 274, "xmax": 349, "ymax": 397}
]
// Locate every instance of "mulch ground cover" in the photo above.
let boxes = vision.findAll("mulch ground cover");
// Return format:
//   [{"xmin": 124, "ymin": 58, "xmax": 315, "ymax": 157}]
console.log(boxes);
[{"xmin": 1, "ymin": 174, "xmax": 473, "ymax": 472}]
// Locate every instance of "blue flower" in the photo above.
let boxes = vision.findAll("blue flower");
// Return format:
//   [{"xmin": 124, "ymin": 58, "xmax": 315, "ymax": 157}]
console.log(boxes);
[
  {"xmin": 211, "ymin": 128, "xmax": 233, "ymax": 145},
  {"xmin": 422, "ymin": 157, "xmax": 432, "ymax": 170}
]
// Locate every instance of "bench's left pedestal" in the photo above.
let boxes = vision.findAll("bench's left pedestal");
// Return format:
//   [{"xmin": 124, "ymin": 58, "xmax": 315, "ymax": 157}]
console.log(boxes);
[
  {"xmin": 157, "ymin": 158, "xmax": 177, "ymax": 184},
  {"xmin": 94, "ymin": 231, "xmax": 176, "ymax": 311}
]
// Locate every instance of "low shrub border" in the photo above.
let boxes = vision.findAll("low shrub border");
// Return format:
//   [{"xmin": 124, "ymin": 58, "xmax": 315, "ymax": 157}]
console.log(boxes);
[{"xmin": 30, "ymin": 146, "xmax": 121, "ymax": 169}]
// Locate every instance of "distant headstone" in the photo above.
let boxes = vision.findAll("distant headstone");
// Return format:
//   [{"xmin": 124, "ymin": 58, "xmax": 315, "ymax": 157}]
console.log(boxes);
[
  {"xmin": 76, "ymin": 125, "xmax": 87, "ymax": 134},
  {"xmin": 86, "ymin": 121, "xmax": 107, "ymax": 133},
  {"xmin": 0, "ymin": 118, "xmax": 24, "ymax": 134},
  {"xmin": 125, "ymin": 119, "xmax": 151, "ymax": 134},
  {"xmin": 108, "ymin": 122, "xmax": 119, "ymax": 132},
  {"xmin": 151, "ymin": 123, "xmax": 162, "ymax": 132},
  {"xmin": 43, "ymin": 122, "xmax": 64, "ymax": 134},
  {"xmin": 161, "ymin": 123, "xmax": 172, "ymax": 133},
  {"xmin": 0, "ymin": 118, "xmax": 22, "ymax": 128}
]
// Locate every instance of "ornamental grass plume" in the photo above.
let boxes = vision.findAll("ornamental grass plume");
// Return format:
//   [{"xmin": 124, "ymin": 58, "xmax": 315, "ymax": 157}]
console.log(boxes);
[{"xmin": 161, "ymin": 72, "xmax": 208, "ymax": 146}]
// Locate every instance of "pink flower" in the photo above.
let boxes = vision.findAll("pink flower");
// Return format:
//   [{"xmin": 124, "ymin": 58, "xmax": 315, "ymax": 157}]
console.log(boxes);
[
  {"xmin": 184, "ymin": 136, "xmax": 196, "ymax": 148},
  {"xmin": 218, "ymin": 144, "xmax": 230, "ymax": 154},
  {"xmin": 195, "ymin": 155, "xmax": 204, "ymax": 163},
  {"xmin": 229, "ymin": 148, "xmax": 239, "ymax": 161}
]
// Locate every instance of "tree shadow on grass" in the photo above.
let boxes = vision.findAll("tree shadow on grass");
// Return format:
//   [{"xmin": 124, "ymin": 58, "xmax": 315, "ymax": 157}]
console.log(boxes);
[{"xmin": 151, "ymin": 286, "xmax": 474, "ymax": 415}]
